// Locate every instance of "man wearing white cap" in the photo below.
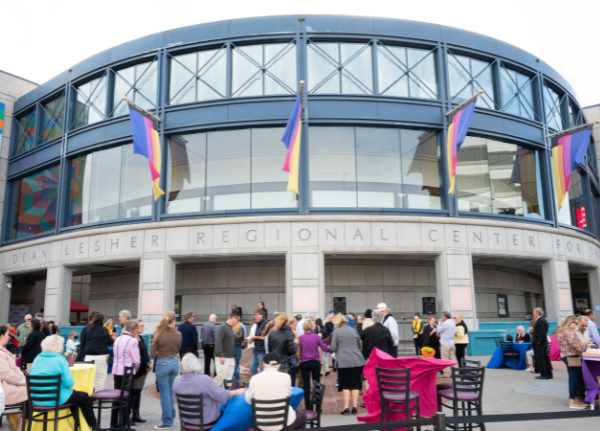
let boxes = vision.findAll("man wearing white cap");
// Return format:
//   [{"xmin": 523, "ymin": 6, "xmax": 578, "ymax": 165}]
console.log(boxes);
[{"xmin": 376, "ymin": 303, "xmax": 398, "ymax": 357}]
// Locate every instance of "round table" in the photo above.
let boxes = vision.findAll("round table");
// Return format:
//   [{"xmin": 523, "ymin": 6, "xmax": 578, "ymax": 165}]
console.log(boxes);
[{"xmin": 29, "ymin": 363, "xmax": 96, "ymax": 431}]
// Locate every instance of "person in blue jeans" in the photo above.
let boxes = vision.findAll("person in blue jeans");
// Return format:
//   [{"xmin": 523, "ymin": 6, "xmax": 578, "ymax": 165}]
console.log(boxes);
[
  {"xmin": 249, "ymin": 309, "xmax": 269, "ymax": 376},
  {"xmin": 151, "ymin": 311, "xmax": 182, "ymax": 430},
  {"xmin": 233, "ymin": 323, "xmax": 245, "ymax": 381}
]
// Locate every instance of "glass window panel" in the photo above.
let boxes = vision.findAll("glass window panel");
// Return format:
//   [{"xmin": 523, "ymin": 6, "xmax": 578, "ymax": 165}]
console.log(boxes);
[
  {"xmin": 407, "ymin": 49, "xmax": 437, "ymax": 99},
  {"xmin": 232, "ymin": 44, "xmax": 296, "ymax": 97},
  {"xmin": 308, "ymin": 42, "xmax": 373, "ymax": 95},
  {"xmin": 448, "ymin": 53, "xmax": 494, "ymax": 109},
  {"xmin": 15, "ymin": 111, "xmax": 36, "ymax": 154},
  {"xmin": 544, "ymin": 85, "xmax": 564, "ymax": 130},
  {"xmin": 197, "ymin": 49, "xmax": 227, "ymax": 100},
  {"xmin": 67, "ymin": 144, "xmax": 152, "ymax": 226},
  {"xmin": 500, "ymin": 68, "xmax": 535, "ymax": 120},
  {"xmin": 169, "ymin": 53, "xmax": 196, "ymax": 104},
  {"xmin": 112, "ymin": 61, "xmax": 158, "ymax": 117},
  {"xmin": 309, "ymin": 127, "xmax": 357, "ymax": 207},
  {"xmin": 9, "ymin": 165, "xmax": 60, "ymax": 240},
  {"xmin": 167, "ymin": 134, "xmax": 206, "ymax": 214},
  {"xmin": 73, "ymin": 76, "xmax": 107, "ymax": 129},
  {"xmin": 206, "ymin": 130, "xmax": 251, "ymax": 210},
  {"xmin": 377, "ymin": 45, "xmax": 408, "ymax": 96},
  {"xmin": 457, "ymin": 136, "xmax": 544, "ymax": 218},
  {"xmin": 356, "ymin": 127, "xmax": 402, "ymax": 208},
  {"xmin": 401, "ymin": 129, "xmax": 442, "ymax": 209},
  {"xmin": 251, "ymin": 128, "xmax": 297, "ymax": 209},
  {"xmin": 41, "ymin": 95, "xmax": 65, "ymax": 144}
]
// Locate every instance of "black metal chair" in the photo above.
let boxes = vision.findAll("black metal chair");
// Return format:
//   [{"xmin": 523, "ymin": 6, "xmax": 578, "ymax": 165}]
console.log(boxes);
[
  {"xmin": 90, "ymin": 365, "xmax": 135, "ymax": 431},
  {"xmin": 0, "ymin": 402, "xmax": 26, "ymax": 431},
  {"xmin": 495, "ymin": 339, "xmax": 503, "ymax": 347},
  {"xmin": 437, "ymin": 367, "xmax": 485, "ymax": 431},
  {"xmin": 499, "ymin": 342, "xmax": 519, "ymax": 369},
  {"xmin": 223, "ymin": 378, "xmax": 250, "ymax": 389},
  {"xmin": 297, "ymin": 381, "xmax": 325, "ymax": 428},
  {"xmin": 176, "ymin": 393, "xmax": 216, "ymax": 431},
  {"xmin": 246, "ymin": 396, "xmax": 291, "ymax": 431},
  {"xmin": 437, "ymin": 359, "xmax": 481, "ymax": 391},
  {"xmin": 25, "ymin": 373, "xmax": 81, "ymax": 431},
  {"xmin": 375, "ymin": 366, "xmax": 421, "ymax": 431}
]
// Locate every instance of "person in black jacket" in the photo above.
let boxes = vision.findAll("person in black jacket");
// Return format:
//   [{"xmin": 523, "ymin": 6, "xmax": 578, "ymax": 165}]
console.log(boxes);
[
  {"xmin": 516, "ymin": 326, "xmax": 531, "ymax": 343},
  {"xmin": 81, "ymin": 313, "xmax": 114, "ymax": 390},
  {"xmin": 130, "ymin": 318, "xmax": 151, "ymax": 425},
  {"xmin": 249, "ymin": 309, "xmax": 269, "ymax": 376},
  {"xmin": 322, "ymin": 314, "xmax": 334, "ymax": 376},
  {"xmin": 267, "ymin": 313, "xmax": 298, "ymax": 375},
  {"xmin": 178, "ymin": 311, "xmax": 199, "ymax": 358},
  {"xmin": 77, "ymin": 310, "xmax": 99, "ymax": 361},
  {"xmin": 22, "ymin": 318, "xmax": 45, "ymax": 372},
  {"xmin": 532, "ymin": 308, "xmax": 553, "ymax": 379},
  {"xmin": 361, "ymin": 310, "xmax": 394, "ymax": 359},
  {"xmin": 422, "ymin": 316, "xmax": 441, "ymax": 359}
]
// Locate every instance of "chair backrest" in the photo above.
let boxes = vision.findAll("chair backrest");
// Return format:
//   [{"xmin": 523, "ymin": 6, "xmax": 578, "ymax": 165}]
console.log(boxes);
[
  {"xmin": 375, "ymin": 366, "xmax": 410, "ymax": 401},
  {"xmin": 251, "ymin": 397, "xmax": 290, "ymax": 431},
  {"xmin": 460, "ymin": 358, "xmax": 481, "ymax": 368},
  {"xmin": 26, "ymin": 373, "xmax": 63, "ymax": 411},
  {"xmin": 74, "ymin": 360, "xmax": 95, "ymax": 364},
  {"xmin": 495, "ymin": 339, "xmax": 503, "ymax": 347},
  {"xmin": 223, "ymin": 378, "xmax": 249, "ymax": 390},
  {"xmin": 500, "ymin": 342, "xmax": 515, "ymax": 354},
  {"xmin": 311, "ymin": 381, "xmax": 326, "ymax": 412},
  {"xmin": 451, "ymin": 367, "xmax": 485, "ymax": 399},
  {"xmin": 176, "ymin": 393, "xmax": 206, "ymax": 431},
  {"xmin": 118, "ymin": 366, "xmax": 135, "ymax": 400}
]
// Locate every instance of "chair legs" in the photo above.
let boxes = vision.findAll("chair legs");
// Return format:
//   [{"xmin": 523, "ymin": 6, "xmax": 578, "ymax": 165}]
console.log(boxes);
[{"xmin": 381, "ymin": 398, "xmax": 421, "ymax": 431}]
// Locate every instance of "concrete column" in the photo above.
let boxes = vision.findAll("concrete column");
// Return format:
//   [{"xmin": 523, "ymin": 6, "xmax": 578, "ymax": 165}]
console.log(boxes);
[
  {"xmin": 287, "ymin": 251, "xmax": 323, "ymax": 318},
  {"xmin": 139, "ymin": 256, "xmax": 177, "ymax": 334},
  {"xmin": 436, "ymin": 251, "xmax": 478, "ymax": 329},
  {"xmin": 0, "ymin": 274, "xmax": 10, "ymax": 324},
  {"xmin": 45, "ymin": 265, "xmax": 73, "ymax": 326},
  {"xmin": 541, "ymin": 257, "xmax": 572, "ymax": 322}
]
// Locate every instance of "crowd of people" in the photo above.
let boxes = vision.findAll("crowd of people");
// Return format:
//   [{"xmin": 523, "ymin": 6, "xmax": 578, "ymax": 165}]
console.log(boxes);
[{"xmin": 9, "ymin": 300, "xmax": 598, "ymax": 429}]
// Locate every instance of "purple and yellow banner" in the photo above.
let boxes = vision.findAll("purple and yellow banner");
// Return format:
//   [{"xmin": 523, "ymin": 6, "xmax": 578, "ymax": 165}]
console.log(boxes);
[{"xmin": 281, "ymin": 94, "xmax": 303, "ymax": 195}]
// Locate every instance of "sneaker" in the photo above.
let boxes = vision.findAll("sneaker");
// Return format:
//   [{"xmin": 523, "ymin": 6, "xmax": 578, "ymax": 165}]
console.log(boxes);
[
  {"xmin": 569, "ymin": 402, "xmax": 586, "ymax": 409},
  {"xmin": 154, "ymin": 425, "xmax": 172, "ymax": 430}
]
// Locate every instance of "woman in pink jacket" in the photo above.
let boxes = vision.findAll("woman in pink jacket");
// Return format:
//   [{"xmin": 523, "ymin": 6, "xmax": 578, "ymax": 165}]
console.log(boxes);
[
  {"xmin": 109, "ymin": 320, "xmax": 141, "ymax": 430},
  {"xmin": 0, "ymin": 325, "xmax": 27, "ymax": 430}
]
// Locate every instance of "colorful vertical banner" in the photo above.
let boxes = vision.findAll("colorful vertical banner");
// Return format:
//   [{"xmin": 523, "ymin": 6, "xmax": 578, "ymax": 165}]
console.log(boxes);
[
  {"xmin": 281, "ymin": 93, "xmax": 303, "ymax": 195},
  {"xmin": 551, "ymin": 123, "xmax": 593, "ymax": 210},
  {"xmin": 446, "ymin": 92, "xmax": 480, "ymax": 195},
  {"xmin": 127, "ymin": 101, "xmax": 165, "ymax": 201},
  {"xmin": 0, "ymin": 102, "xmax": 5, "ymax": 139}
]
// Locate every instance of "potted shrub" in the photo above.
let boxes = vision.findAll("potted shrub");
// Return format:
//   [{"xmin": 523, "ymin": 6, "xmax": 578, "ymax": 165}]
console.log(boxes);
[{"xmin": 421, "ymin": 347, "xmax": 436, "ymax": 359}]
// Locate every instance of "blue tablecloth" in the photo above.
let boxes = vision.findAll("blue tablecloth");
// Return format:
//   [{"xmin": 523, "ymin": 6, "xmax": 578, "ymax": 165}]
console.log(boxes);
[
  {"xmin": 487, "ymin": 342, "xmax": 532, "ymax": 370},
  {"xmin": 212, "ymin": 387, "xmax": 304, "ymax": 431}
]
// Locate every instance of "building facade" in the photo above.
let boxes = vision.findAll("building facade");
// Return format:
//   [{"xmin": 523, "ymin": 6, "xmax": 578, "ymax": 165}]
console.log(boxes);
[{"xmin": 1, "ymin": 15, "xmax": 599, "ymax": 332}]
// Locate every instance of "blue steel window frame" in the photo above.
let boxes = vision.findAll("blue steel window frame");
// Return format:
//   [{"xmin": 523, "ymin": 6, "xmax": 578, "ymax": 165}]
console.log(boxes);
[
  {"xmin": 12, "ymin": 108, "xmax": 38, "ymax": 156},
  {"xmin": 446, "ymin": 49, "xmax": 498, "ymax": 110},
  {"xmin": 69, "ymin": 72, "xmax": 109, "ymax": 131},
  {"xmin": 498, "ymin": 63, "xmax": 539, "ymax": 121},
  {"xmin": 108, "ymin": 57, "xmax": 160, "ymax": 118}
]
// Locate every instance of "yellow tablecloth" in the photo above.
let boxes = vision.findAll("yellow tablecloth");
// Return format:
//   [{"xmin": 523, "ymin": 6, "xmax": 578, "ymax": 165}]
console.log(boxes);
[{"xmin": 29, "ymin": 363, "xmax": 96, "ymax": 431}]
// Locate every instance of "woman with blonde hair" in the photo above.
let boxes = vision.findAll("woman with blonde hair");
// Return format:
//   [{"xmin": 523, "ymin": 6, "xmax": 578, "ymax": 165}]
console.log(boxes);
[
  {"xmin": 557, "ymin": 315, "xmax": 593, "ymax": 409},
  {"xmin": 151, "ymin": 311, "xmax": 182, "ymax": 429},
  {"xmin": 331, "ymin": 313, "xmax": 365, "ymax": 415},
  {"xmin": 299, "ymin": 319, "xmax": 330, "ymax": 408},
  {"xmin": 105, "ymin": 319, "xmax": 115, "ymax": 335},
  {"xmin": 66, "ymin": 331, "xmax": 79, "ymax": 353},
  {"xmin": 454, "ymin": 314, "xmax": 469, "ymax": 366},
  {"xmin": 266, "ymin": 313, "xmax": 298, "ymax": 380}
]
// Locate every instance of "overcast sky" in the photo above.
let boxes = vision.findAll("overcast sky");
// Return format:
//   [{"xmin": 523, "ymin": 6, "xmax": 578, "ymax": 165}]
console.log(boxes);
[{"xmin": 3, "ymin": 0, "xmax": 599, "ymax": 106}]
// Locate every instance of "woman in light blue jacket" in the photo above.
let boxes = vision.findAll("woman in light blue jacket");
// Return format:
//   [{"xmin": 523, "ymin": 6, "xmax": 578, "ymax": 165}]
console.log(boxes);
[{"xmin": 30, "ymin": 335, "xmax": 101, "ymax": 431}]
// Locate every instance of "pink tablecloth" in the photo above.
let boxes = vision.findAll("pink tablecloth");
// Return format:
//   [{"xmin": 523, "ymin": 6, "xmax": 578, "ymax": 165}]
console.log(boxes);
[
  {"xmin": 357, "ymin": 348, "xmax": 457, "ymax": 428},
  {"xmin": 549, "ymin": 336, "xmax": 560, "ymax": 361}
]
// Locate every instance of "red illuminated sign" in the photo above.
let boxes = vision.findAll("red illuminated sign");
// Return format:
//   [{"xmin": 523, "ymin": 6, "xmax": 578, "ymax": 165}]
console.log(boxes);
[{"xmin": 576, "ymin": 206, "xmax": 587, "ymax": 229}]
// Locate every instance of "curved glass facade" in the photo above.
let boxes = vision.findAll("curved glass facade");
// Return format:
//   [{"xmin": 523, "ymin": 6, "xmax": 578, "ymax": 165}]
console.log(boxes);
[{"xmin": 5, "ymin": 15, "xmax": 598, "ymax": 245}]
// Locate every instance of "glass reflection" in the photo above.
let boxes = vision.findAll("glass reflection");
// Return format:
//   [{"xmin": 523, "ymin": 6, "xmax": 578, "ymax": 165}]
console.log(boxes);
[
  {"xmin": 68, "ymin": 144, "xmax": 152, "ymax": 226},
  {"xmin": 112, "ymin": 61, "xmax": 158, "ymax": 116},
  {"xmin": 377, "ymin": 44, "xmax": 437, "ymax": 99},
  {"xmin": 457, "ymin": 137, "xmax": 544, "ymax": 219},
  {"xmin": 41, "ymin": 94, "xmax": 65, "ymax": 144},
  {"xmin": 309, "ymin": 126, "xmax": 441, "ymax": 209},
  {"xmin": 500, "ymin": 68, "xmax": 535, "ymax": 120},
  {"xmin": 544, "ymin": 85, "xmax": 564, "ymax": 131},
  {"xmin": 73, "ymin": 75, "xmax": 107, "ymax": 129},
  {"xmin": 15, "ymin": 111, "xmax": 36, "ymax": 154},
  {"xmin": 167, "ymin": 128, "xmax": 296, "ymax": 214}
]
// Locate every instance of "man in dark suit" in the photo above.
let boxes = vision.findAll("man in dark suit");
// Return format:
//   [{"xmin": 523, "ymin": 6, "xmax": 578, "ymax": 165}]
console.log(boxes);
[
  {"xmin": 532, "ymin": 307, "xmax": 553, "ymax": 379},
  {"xmin": 361, "ymin": 310, "xmax": 395, "ymax": 359}
]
